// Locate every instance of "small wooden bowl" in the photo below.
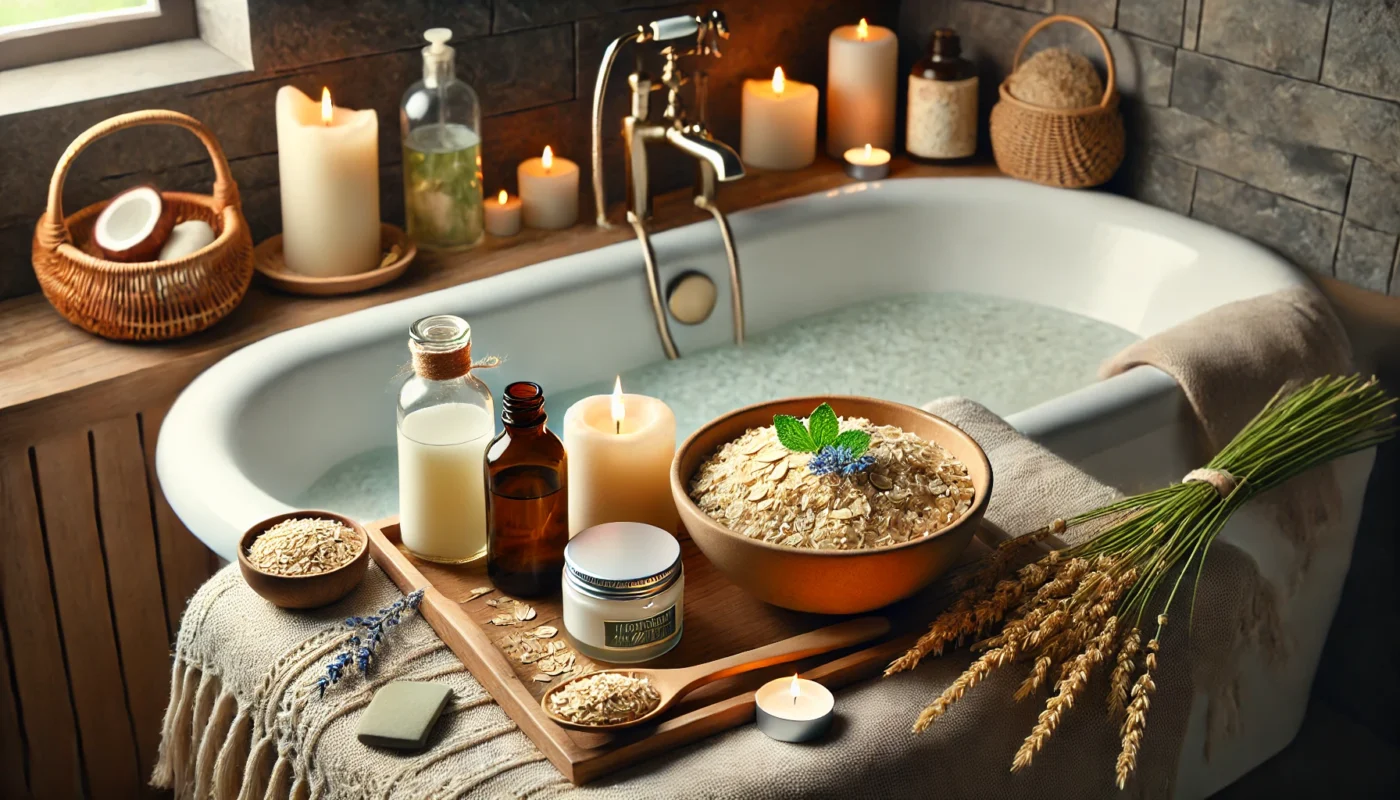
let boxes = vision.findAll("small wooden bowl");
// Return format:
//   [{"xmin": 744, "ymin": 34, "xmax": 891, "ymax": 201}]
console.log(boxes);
[
  {"xmin": 238, "ymin": 510, "xmax": 370, "ymax": 609},
  {"xmin": 253, "ymin": 223, "xmax": 415, "ymax": 296},
  {"xmin": 672, "ymin": 396, "xmax": 993, "ymax": 614}
]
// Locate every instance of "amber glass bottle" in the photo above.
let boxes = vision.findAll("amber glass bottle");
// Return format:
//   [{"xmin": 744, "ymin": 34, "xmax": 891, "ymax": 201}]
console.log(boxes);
[{"xmin": 486, "ymin": 382, "xmax": 569, "ymax": 596}]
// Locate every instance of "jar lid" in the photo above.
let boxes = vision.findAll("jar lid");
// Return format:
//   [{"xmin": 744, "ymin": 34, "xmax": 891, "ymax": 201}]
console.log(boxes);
[{"xmin": 564, "ymin": 522, "xmax": 682, "ymax": 600}]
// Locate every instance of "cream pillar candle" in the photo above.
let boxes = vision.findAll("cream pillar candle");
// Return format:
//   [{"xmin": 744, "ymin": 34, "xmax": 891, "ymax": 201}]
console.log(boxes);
[
  {"xmin": 826, "ymin": 19, "xmax": 898, "ymax": 158},
  {"xmin": 275, "ymin": 86, "xmax": 380, "ymax": 277},
  {"xmin": 518, "ymin": 146, "xmax": 579, "ymax": 230},
  {"xmin": 741, "ymin": 67, "xmax": 818, "ymax": 170},
  {"xmin": 563, "ymin": 377, "xmax": 678, "ymax": 536},
  {"xmin": 485, "ymin": 189, "xmax": 522, "ymax": 237}
]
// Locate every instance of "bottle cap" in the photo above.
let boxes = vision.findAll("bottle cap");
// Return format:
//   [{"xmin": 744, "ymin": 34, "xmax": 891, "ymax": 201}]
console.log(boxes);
[
  {"xmin": 931, "ymin": 28, "xmax": 961, "ymax": 59},
  {"xmin": 424, "ymin": 28, "xmax": 452, "ymax": 52}
]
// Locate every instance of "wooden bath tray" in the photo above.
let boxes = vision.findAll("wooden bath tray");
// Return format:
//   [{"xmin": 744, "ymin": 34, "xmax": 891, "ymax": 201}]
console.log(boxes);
[{"xmin": 366, "ymin": 517, "xmax": 994, "ymax": 784}]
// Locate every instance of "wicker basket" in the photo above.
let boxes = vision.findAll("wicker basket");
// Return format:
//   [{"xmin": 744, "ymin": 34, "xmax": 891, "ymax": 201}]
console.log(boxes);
[
  {"xmin": 32, "ymin": 110, "xmax": 254, "ymax": 341},
  {"xmin": 989, "ymin": 15, "xmax": 1125, "ymax": 189}
]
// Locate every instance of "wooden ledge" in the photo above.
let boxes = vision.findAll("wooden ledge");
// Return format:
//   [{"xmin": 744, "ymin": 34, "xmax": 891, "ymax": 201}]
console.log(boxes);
[{"xmin": 0, "ymin": 159, "xmax": 1000, "ymax": 446}]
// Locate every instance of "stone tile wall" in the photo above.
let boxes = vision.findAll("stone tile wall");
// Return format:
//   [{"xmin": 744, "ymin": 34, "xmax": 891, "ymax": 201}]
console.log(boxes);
[
  {"xmin": 0, "ymin": 0, "xmax": 889, "ymax": 301},
  {"xmin": 899, "ymin": 0, "xmax": 1400, "ymax": 296}
]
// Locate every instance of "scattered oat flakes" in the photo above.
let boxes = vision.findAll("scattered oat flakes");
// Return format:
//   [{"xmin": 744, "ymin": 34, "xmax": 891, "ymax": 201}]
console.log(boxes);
[
  {"xmin": 467, "ymin": 586, "xmax": 493, "ymax": 600},
  {"xmin": 688, "ymin": 416, "xmax": 975, "ymax": 551},
  {"xmin": 531, "ymin": 626, "xmax": 558, "ymax": 639},
  {"xmin": 548, "ymin": 672, "xmax": 661, "ymax": 726},
  {"xmin": 533, "ymin": 674, "xmax": 554, "ymax": 683},
  {"xmin": 514, "ymin": 603, "xmax": 537, "ymax": 622}
]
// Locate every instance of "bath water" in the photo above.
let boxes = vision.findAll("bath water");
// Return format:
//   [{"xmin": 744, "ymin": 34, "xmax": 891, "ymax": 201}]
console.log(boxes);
[{"xmin": 298, "ymin": 291, "xmax": 1139, "ymax": 523}]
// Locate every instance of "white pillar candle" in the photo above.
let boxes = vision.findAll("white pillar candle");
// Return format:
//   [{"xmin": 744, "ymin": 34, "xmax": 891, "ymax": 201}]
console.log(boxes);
[
  {"xmin": 741, "ymin": 67, "xmax": 818, "ymax": 171},
  {"xmin": 826, "ymin": 19, "xmax": 898, "ymax": 158},
  {"xmin": 275, "ymin": 86, "xmax": 380, "ymax": 277},
  {"xmin": 485, "ymin": 189, "xmax": 522, "ymax": 237},
  {"xmin": 563, "ymin": 377, "xmax": 678, "ymax": 536},
  {"xmin": 517, "ymin": 146, "xmax": 579, "ymax": 230}
]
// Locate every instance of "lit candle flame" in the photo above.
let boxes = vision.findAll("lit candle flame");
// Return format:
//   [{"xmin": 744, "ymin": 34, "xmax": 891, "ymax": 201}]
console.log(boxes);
[
  {"xmin": 789, "ymin": 675, "xmax": 801, "ymax": 704},
  {"xmin": 320, "ymin": 87, "xmax": 334, "ymax": 125},
  {"xmin": 857, "ymin": 18, "xmax": 869, "ymax": 40},
  {"xmin": 498, "ymin": 189, "xmax": 508, "ymax": 205},
  {"xmin": 864, "ymin": 143, "xmax": 873, "ymax": 161},
  {"xmin": 542, "ymin": 145, "xmax": 554, "ymax": 174},
  {"xmin": 611, "ymin": 376, "xmax": 625, "ymax": 434},
  {"xmin": 772, "ymin": 66, "xmax": 785, "ymax": 95}
]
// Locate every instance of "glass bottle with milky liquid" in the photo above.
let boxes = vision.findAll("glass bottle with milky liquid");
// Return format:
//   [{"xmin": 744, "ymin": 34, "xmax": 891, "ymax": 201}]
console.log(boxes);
[
  {"xmin": 396, "ymin": 315, "xmax": 494, "ymax": 564},
  {"xmin": 485, "ymin": 382, "xmax": 569, "ymax": 597},
  {"xmin": 400, "ymin": 28, "xmax": 484, "ymax": 250}
]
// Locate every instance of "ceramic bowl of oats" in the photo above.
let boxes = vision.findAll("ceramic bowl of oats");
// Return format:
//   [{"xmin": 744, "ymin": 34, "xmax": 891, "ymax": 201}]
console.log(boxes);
[
  {"xmin": 237, "ymin": 510, "xmax": 369, "ymax": 609},
  {"xmin": 672, "ymin": 396, "xmax": 992, "ymax": 614}
]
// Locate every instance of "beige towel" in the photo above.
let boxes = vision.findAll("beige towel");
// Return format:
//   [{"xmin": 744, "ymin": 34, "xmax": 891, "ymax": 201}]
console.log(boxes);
[{"xmin": 1101, "ymin": 283, "xmax": 1352, "ymax": 748}]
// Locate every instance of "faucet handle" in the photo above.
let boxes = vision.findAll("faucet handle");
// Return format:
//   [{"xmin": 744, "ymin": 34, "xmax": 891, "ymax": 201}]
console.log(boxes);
[{"xmin": 695, "ymin": 10, "xmax": 729, "ymax": 58}]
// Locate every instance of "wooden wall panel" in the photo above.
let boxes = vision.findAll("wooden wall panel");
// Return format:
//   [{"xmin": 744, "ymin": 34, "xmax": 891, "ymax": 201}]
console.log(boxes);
[
  {"xmin": 140, "ymin": 404, "xmax": 216, "ymax": 633},
  {"xmin": 92, "ymin": 416, "xmax": 174, "ymax": 786},
  {"xmin": 0, "ymin": 591, "xmax": 33, "ymax": 800},
  {"xmin": 0, "ymin": 448, "xmax": 83, "ymax": 799},
  {"xmin": 31, "ymin": 431, "xmax": 142, "ymax": 799}
]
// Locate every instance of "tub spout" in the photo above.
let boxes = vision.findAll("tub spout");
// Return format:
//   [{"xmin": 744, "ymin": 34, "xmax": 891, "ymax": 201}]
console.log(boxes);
[{"xmin": 665, "ymin": 126, "xmax": 745, "ymax": 182}]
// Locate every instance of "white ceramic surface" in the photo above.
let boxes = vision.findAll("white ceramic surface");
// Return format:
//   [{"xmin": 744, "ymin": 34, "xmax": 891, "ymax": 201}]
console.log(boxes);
[{"xmin": 157, "ymin": 177, "xmax": 1374, "ymax": 797}]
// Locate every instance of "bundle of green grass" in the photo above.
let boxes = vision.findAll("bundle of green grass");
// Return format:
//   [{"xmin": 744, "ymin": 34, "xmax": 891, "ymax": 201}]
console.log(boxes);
[{"xmin": 1008, "ymin": 47, "xmax": 1104, "ymax": 109}]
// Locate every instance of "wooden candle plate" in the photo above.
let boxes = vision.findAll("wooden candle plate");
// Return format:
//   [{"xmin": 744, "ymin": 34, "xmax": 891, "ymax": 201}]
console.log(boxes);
[
  {"xmin": 366, "ymin": 516, "xmax": 1003, "ymax": 784},
  {"xmin": 254, "ymin": 223, "xmax": 416, "ymax": 296}
]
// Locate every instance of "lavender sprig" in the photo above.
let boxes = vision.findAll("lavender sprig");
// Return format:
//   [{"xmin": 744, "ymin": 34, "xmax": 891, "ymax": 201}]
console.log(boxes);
[{"xmin": 315, "ymin": 589, "xmax": 425, "ymax": 697}]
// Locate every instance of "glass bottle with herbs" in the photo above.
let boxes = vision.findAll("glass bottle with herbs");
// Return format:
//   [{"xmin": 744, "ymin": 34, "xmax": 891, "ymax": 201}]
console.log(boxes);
[
  {"xmin": 400, "ymin": 28, "xmax": 485, "ymax": 249},
  {"xmin": 906, "ymin": 28, "xmax": 979, "ymax": 162},
  {"xmin": 486, "ymin": 382, "xmax": 569, "ymax": 596}
]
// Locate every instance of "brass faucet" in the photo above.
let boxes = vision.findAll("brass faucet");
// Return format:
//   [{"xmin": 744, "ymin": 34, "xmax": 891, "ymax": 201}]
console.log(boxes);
[{"xmin": 591, "ymin": 10, "xmax": 745, "ymax": 360}]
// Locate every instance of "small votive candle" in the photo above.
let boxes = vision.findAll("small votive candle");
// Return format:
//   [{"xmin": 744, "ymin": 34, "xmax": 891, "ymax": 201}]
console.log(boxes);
[
  {"xmin": 485, "ymin": 189, "xmax": 522, "ymax": 237},
  {"xmin": 754, "ymin": 675, "xmax": 834, "ymax": 742},
  {"xmin": 518, "ymin": 146, "xmax": 580, "ymax": 230},
  {"xmin": 842, "ymin": 143, "xmax": 891, "ymax": 181}
]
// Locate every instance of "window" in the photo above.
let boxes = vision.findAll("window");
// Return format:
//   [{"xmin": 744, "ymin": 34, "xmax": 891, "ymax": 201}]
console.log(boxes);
[{"xmin": 0, "ymin": 0, "xmax": 197, "ymax": 71}]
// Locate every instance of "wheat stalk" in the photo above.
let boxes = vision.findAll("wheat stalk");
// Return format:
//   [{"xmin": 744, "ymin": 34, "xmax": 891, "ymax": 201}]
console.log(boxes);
[{"xmin": 888, "ymin": 376, "xmax": 1396, "ymax": 788}]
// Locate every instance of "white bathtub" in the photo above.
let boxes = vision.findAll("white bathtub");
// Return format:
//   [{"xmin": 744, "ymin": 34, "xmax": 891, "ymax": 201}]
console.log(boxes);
[{"xmin": 158, "ymin": 177, "xmax": 1373, "ymax": 797}]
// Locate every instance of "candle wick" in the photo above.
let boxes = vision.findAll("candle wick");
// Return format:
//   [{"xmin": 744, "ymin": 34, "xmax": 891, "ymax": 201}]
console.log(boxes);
[{"xmin": 616, "ymin": 420, "xmax": 621, "ymax": 435}]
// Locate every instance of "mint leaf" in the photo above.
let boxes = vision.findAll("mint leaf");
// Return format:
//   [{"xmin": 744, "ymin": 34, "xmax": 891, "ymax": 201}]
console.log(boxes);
[
  {"xmin": 834, "ymin": 429, "xmax": 871, "ymax": 458},
  {"xmin": 774, "ymin": 414, "xmax": 817, "ymax": 452},
  {"xmin": 808, "ymin": 403, "xmax": 840, "ymax": 447}
]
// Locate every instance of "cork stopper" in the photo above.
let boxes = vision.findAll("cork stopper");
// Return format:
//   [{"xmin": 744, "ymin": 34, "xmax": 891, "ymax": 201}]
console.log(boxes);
[
  {"xmin": 422, "ymin": 28, "xmax": 455, "ymax": 88},
  {"xmin": 930, "ymin": 28, "xmax": 961, "ymax": 60}
]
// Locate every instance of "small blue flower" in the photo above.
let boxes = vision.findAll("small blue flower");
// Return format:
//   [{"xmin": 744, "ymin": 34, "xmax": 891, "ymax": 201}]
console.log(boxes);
[
  {"xmin": 316, "ymin": 589, "xmax": 427, "ymax": 699},
  {"xmin": 807, "ymin": 444, "xmax": 876, "ymax": 477}
]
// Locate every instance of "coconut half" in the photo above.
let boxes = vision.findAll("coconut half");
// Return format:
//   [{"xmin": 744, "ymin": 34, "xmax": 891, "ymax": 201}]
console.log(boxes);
[{"xmin": 93, "ymin": 185, "xmax": 174, "ymax": 262}]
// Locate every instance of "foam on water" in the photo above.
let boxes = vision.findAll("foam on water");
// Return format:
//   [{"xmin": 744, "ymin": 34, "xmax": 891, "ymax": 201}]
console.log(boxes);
[{"xmin": 298, "ymin": 291, "xmax": 1139, "ymax": 522}]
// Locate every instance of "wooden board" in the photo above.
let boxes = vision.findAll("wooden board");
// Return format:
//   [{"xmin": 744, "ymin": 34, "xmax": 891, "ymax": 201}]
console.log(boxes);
[{"xmin": 367, "ymin": 516, "xmax": 999, "ymax": 785}]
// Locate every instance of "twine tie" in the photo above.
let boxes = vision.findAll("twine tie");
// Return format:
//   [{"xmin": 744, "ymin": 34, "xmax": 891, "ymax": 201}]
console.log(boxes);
[
  {"xmin": 1182, "ymin": 468, "xmax": 1239, "ymax": 497},
  {"xmin": 406, "ymin": 340, "xmax": 501, "ymax": 381}
]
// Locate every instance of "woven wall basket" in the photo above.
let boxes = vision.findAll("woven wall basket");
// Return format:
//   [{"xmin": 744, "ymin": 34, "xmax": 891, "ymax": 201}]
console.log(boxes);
[
  {"xmin": 989, "ymin": 15, "xmax": 1126, "ymax": 189},
  {"xmin": 32, "ymin": 110, "xmax": 254, "ymax": 341}
]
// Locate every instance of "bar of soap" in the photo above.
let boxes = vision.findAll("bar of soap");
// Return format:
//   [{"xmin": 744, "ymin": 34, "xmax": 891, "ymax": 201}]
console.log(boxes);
[{"xmin": 357, "ymin": 681, "xmax": 452, "ymax": 750}]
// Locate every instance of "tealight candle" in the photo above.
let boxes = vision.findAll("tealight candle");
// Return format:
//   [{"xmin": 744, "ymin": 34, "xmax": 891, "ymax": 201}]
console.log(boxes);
[
  {"xmin": 754, "ymin": 675, "xmax": 835, "ymax": 742},
  {"xmin": 827, "ymin": 18, "xmax": 898, "ymax": 158},
  {"xmin": 275, "ymin": 85, "xmax": 380, "ymax": 277},
  {"xmin": 741, "ymin": 67, "xmax": 818, "ymax": 170},
  {"xmin": 485, "ymin": 189, "xmax": 522, "ymax": 237},
  {"xmin": 562, "ymin": 377, "xmax": 678, "ymax": 536},
  {"xmin": 843, "ymin": 143, "xmax": 891, "ymax": 180},
  {"xmin": 518, "ymin": 146, "xmax": 579, "ymax": 230}
]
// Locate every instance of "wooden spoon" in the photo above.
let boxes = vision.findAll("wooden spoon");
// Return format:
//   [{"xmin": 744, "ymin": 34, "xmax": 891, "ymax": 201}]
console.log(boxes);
[{"xmin": 540, "ymin": 616, "xmax": 891, "ymax": 731}]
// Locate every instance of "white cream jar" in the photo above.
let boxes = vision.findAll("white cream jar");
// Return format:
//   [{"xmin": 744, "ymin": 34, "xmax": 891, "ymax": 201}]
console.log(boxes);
[{"xmin": 561, "ymin": 522, "xmax": 684, "ymax": 663}]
